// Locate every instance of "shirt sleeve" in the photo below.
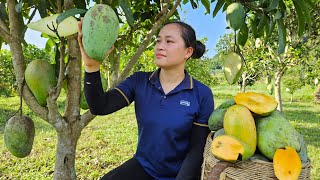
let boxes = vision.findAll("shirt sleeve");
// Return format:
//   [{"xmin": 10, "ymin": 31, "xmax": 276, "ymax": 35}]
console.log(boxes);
[
  {"xmin": 194, "ymin": 87, "xmax": 214, "ymax": 126},
  {"xmin": 84, "ymin": 71, "xmax": 128, "ymax": 115},
  {"xmin": 115, "ymin": 72, "xmax": 139, "ymax": 105},
  {"xmin": 176, "ymin": 125, "xmax": 210, "ymax": 180}
]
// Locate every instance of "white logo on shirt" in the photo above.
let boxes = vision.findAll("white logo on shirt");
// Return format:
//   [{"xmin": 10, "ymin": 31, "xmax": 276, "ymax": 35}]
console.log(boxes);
[{"xmin": 180, "ymin": 100, "xmax": 190, "ymax": 106}]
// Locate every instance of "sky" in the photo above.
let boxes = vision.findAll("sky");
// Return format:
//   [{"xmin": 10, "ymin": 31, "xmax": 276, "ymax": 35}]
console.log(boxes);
[
  {"xmin": 4, "ymin": 2, "xmax": 230, "ymax": 58},
  {"xmin": 178, "ymin": 2, "xmax": 231, "ymax": 57}
]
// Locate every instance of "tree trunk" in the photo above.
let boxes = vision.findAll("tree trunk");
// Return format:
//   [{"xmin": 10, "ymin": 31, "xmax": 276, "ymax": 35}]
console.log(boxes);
[
  {"xmin": 54, "ymin": 126, "xmax": 81, "ymax": 180},
  {"xmin": 241, "ymin": 73, "xmax": 247, "ymax": 92},
  {"xmin": 274, "ymin": 68, "xmax": 284, "ymax": 111},
  {"xmin": 315, "ymin": 85, "xmax": 320, "ymax": 104}
]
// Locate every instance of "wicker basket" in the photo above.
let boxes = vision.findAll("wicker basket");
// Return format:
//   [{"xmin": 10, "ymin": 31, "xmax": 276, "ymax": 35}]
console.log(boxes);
[{"xmin": 201, "ymin": 132, "xmax": 311, "ymax": 180}]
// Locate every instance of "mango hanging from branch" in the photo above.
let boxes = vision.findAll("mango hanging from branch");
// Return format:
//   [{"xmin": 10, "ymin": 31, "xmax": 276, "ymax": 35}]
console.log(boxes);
[
  {"xmin": 223, "ymin": 52, "xmax": 244, "ymax": 85},
  {"xmin": 82, "ymin": 4, "xmax": 120, "ymax": 62},
  {"xmin": 4, "ymin": 115, "xmax": 35, "ymax": 158},
  {"xmin": 226, "ymin": 2, "xmax": 246, "ymax": 31}
]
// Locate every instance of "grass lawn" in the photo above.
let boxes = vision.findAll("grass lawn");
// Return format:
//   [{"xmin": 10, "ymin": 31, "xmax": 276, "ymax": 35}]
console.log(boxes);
[{"xmin": 0, "ymin": 82, "xmax": 319, "ymax": 179}]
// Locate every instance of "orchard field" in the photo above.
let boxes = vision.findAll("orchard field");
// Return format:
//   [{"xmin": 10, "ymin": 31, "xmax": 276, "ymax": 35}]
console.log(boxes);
[{"xmin": 0, "ymin": 74, "xmax": 319, "ymax": 180}]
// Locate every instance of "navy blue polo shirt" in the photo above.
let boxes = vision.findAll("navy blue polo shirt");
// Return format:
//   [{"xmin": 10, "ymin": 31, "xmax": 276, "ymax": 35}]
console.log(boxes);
[{"xmin": 116, "ymin": 69, "xmax": 214, "ymax": 180}]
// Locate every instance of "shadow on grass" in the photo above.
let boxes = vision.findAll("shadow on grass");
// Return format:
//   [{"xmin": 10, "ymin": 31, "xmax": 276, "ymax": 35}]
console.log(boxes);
[
  {"xmin": 285, "ymin": 109, "xmax": 320, "ymax": 147},
  {"xmin": 283, "ymin": 103, "xmax": 317, "ymax": 109}
]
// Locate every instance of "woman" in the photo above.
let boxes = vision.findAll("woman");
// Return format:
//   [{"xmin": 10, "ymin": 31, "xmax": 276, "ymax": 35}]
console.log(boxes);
[{"xmin": 78, "ymin": 20, "xmax": 214, "ymax": 180}]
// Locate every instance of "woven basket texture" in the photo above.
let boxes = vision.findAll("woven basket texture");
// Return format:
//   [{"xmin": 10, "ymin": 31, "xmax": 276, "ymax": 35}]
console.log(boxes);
[{"xmin": 201, "ymin": 132, "xmax": 311, "ymax": 180}]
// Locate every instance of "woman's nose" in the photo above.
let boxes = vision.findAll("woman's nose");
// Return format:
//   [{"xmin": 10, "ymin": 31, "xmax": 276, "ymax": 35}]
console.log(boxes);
[{"xmin": 156, "ymin": 41, "xmax": 165, "ymax": 50}]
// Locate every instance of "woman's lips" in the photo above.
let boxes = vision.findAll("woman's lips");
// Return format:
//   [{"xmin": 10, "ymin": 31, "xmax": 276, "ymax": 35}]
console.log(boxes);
[{"xmin": 156, "ymin": 53, "xmax": 166, "ymax": 58}]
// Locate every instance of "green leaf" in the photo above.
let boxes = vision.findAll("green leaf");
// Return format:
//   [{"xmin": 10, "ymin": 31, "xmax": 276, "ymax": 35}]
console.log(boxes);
[
  {"xmin": 190, "ymin": 0, "xmax": 198, "ymax": 9},
  {"xmin": 28, "ymin": 14, "xmax": 78, "ymax": 37},
  {"xmin": 222, "ymin": 0, "xmax": 232, "ymax": 12},
  {"xmin": 296, "ymin": 0, "xmax": 312, "ymax": 28},
  {"xmin": 267, "ymin": 16, "xmax": 276, "ymax": 38},
  {"xmin": 256, "ymin": 14, "xmax": 267, "ymax": 35},
  {"xmin": 237, "ymin": 23, "xmax": 248, "ymax": 47},
  {"xmin": 56, "ymin": 8, "xmax": 87, "ymax": 25},
  {"xmin": 251, "ymin": 15, "xmax": 261, "ymax": 38},
  {"xmin": 304, "ymin": 0, "xmax": 314, "ymax": 8},
  {"xmin": 0, "ymin": 2, "xmax": 8, "ymax": 22},
  {"xmin": 265, "ymin": 0, "xmax": 280, "ymax": 12},
  {"xmin": 119, "ymin": 0, "xmax": 135, "ymax": 28},
  {"xmin": 275, "ymin": 9, "xmax": 282, "ymax": 20},
  {"xmin": 264, "ymin": 16, "xmax": 270, "ymax": 42},
  {"xmin": 212, "ymin": 0, "xmax": 225, "ymax": 18},
  {"xmin": 38, "ymin": 0, "xmax": 47, "ymax": 18},
  {"xmin": 74, "ymin": 0, "xmax": 87, "ymax": 9},
  {"xmin": 201, "ymin": 0, "xmax": 210, "ymax": 14},
  {"xmin": 292, "ymin": 0, "xmax": 306, "ymax": 36},
  {"xmin": 277, "ymin": 18, "xmax": 286, "ymax": 55}
]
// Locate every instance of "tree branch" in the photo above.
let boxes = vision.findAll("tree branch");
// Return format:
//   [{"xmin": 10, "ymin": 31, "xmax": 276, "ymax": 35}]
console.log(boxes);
[
  {"xmin": 79, "ymin": 111, "xmax": 95, "ymax": 129},
  {"xmin": 52, "ymin": 39, "xmax": 66, "ymax": 100},
  {"xmin": 116, "ymin": 0, "xmax": 182, "ymax": 85},
  {"xmin": 7, "ymin": 0, "xmax": 49, "ymax": 121},
  {"xmin": 0, "ymin": 18, "xmax": 11, "ymax": 42}
]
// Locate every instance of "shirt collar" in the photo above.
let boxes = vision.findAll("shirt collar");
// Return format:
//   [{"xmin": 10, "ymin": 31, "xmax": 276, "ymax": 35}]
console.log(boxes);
[{"xmin": 149, "ymin": 68, "xmax": 193, "ymax": 90}]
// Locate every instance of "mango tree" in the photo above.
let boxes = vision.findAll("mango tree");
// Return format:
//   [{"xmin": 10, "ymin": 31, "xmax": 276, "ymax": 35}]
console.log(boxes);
[
  {"xmin": 211, "ymin": 0, "xmax": 314, "ymax": 110},
  {"xmin": 0, "ymin": 0, "xmax": 183, "ymax": 179},
  {"xmin": 0, "ymin": 0, "xmax": 316, "ymax": 179}
]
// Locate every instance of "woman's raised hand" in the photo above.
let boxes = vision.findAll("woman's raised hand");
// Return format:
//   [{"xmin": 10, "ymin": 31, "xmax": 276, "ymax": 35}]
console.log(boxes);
[{"xmin": 77, "ymin": 18, "xmax": 114, "ymax": 72}]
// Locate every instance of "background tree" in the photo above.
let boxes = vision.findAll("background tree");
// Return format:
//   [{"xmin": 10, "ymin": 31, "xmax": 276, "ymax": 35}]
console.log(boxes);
[{"xmin": 0, "ymin": 0, "xmax": 316, "ymax": 179}]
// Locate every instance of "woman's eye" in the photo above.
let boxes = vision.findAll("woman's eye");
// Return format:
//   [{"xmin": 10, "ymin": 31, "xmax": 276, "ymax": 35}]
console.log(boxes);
[
  {"xmin": 156, "ymin": 39, "xmax": 161, "ymax": 42},
  {"xmin": 167, "ymin": 40, "xmax": 173, "ymax": 43}
]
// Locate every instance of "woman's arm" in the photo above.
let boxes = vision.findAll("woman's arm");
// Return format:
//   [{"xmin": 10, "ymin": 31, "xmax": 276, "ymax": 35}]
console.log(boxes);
[
  {"xmin": 84, "ymin": 71, "xmax": 128, "ymax": 115},
  {"xmin": 176, "ymin": 125, "xmax": 210, "ymax": 180}
]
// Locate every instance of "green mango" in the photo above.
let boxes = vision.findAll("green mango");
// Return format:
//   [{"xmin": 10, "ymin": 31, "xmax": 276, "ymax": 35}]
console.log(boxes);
[
  {"xmin": 213, "ymin": 128, "xmax": 225, "ymax": 139},
  {"xmin": 208, "ymin": 99, "xmax": 235, "ymax": 131},
  {"xmin": 256, "ymin": 111, "xmax": 301, "ymax": 160},
  {"xmin": 226, "ymin": 2, "xmax": 246, "ymax": 31},
  {"xmin": 25, "ymin": 60, "xmax": 57, "ymax": 106},
  {"xmin": 82, "ymin": 4, "xmax": 119, "ymax": 62},
  {"xmin": 223, "ymin": 52, "xmax": 244, "ymax": 85},
  {"xmin": 4, "ymin": 115, "xmax": 35, "ymax": 158}
]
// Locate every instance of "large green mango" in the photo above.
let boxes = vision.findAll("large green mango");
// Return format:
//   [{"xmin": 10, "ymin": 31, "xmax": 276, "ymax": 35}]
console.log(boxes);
[
  {"xmin": 82, "ymin": 4, "xmax": 119, "ymax": 62},
  {"xmin": 256, "ymin": 111, "xmax": 301, "ymax": 160},
  {"xmin": 208, "ymin": 99, "xmax": 235, "ymax": 131},
  {"xmin": 4, "ymin": 115, "xmax": 35, "ymax": 158},
  {"xmin": 25, "ymin": 60, "xmax": 57, "ymax": 106},
  {"xmin": 224, "ymin": 104, "xmax": 256, "ymax": 156},
  {"xmin": 226, "ymin": 2, "xmax": 246, "ymax": 31}
]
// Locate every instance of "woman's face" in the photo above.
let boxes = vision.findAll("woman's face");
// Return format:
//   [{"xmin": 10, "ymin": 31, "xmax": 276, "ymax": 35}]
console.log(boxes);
[{"xmin": 154, "ymin": 23, "xmax": 193, "ymax": 69}]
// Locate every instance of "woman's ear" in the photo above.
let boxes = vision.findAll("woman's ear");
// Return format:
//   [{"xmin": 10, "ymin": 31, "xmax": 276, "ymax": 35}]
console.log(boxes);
[{"xmin": 185, "ymin": 47, "xmax": 193, "ymax": 59}]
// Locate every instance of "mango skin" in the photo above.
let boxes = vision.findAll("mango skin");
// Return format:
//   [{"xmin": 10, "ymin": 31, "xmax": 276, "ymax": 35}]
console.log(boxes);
[
  {"xmin": 82, "ymin": 4, "xmax": 119, "ymax": 62},
  {"xmin": 256, "ymin": 111, "xmax": 301, "ymax": 160},
  {"xmin": 25, "ymin": 60, "xmax": 57, "ymax": 106},
  {"xmin": 208, "ymin": 99, "xmax": 235, "ymax": 131},
  {"xmin": 224, "ymin": 104, "xmax": 256, "ymax": 156},
  {"xmin": 226, "ymin": 2, "xmax": 246, "ymax": 31},
  {"xmin": 4, "ymin": 115, "xmax": 35, "ymax": 158}
]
